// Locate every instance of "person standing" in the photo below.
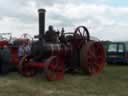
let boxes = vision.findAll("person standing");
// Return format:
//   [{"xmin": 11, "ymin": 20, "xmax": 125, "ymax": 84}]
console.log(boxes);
[
  {"xmin": 18, "ymin": 40, "xmax": 31, "ymax": 60},
  {"xmin": 18, "ymin": 43, "xmax": 25, "ymax": 60},
  {"xmin": 1, "ymin": 45, "xmax": 11, "ymax": 74},
  {"xmin": 45, "ymin": 25, "xmax": 59, "ymax": 43},
  {"xmin": 24, "ymin": 40, "xmax": 31, "ymax": 57}
]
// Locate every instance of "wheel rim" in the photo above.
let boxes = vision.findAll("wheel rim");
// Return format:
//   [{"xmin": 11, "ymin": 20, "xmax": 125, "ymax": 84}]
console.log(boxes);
[
  {"xmin": 80, "ymin": 41, "xmax": 106, "ymax": 75},
  {"xmin": 44, "ymin": 56, "xmax": 64, "ymax": 81},
  {"xmin": 18, "ymin": 56, "xmax": 36, "ymax": 77}
]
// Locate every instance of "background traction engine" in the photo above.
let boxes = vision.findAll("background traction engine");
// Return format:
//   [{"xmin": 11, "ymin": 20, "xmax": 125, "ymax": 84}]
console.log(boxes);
[{"xmin": 18, "ymin": 9, "xmax": 106, "ymax": 81}]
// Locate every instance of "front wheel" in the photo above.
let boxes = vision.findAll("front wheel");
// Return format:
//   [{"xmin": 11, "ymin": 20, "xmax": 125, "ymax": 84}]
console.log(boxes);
[
  {"xmin": 18, "ymin": 56, "xmax": 36, "ymax": 77},
  {"xmin": 44, "ymin": 56, "xmax": 64, "ymax": 81}
]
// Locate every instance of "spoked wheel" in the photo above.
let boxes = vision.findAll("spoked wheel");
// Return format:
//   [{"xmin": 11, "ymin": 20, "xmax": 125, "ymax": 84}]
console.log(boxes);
[
  {"xmin": 80, "ymin": 41, "xmax": 106, "ymax": 75},
  {"xmin": 73, "ymin": 26, "xmax": 90, "ymax": 48},
  {"xmin": 18, "ymin": 56, "xmax": 36, "ymax": 77},
  {"xmin": 44, "ymin": 56, "xmax": 64, "ymax": 81},
  {"xmin": 74, "ymin": 26, "xmax": 90, "ymax": 40}
]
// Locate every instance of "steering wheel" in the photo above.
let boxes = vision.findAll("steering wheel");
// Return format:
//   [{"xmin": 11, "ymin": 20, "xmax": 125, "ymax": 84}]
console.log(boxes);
[{"xmin": 74, "ymin": 26, "xmax": 90, "ymax": 41}]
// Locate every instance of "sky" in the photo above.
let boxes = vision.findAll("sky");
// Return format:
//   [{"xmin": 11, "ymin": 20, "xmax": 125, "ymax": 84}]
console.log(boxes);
[{"xmin": 0, "ymin": 0, "xmax": 128, "ymax": 41}]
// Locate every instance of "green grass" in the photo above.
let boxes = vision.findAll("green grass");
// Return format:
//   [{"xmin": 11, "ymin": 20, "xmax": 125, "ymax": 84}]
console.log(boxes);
[{"xmin": 0, "ymin": 65, "xmax": 128, "ymax": 96}]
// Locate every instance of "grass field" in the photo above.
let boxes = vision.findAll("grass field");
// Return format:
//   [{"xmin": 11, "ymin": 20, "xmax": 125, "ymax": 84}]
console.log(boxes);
[{"xmin": 0, "ymin": 65, "xmax": 128, "ymax": 96}]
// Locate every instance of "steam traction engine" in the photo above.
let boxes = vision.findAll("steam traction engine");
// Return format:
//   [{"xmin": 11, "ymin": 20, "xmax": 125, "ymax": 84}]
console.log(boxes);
[{"xmin": 17, "ymin": 9, "xmax": 106, "ymax": 81}]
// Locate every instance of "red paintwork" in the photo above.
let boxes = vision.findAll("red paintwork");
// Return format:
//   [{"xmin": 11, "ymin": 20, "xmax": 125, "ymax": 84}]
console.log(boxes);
[
  {"xmin": 0, "ymin": 40, "xmax": 9, "ymax": 47},
  {"xmin": 29, "ymin": 62, "xmax": 46, "ymax": 68},
  {"xmin": 10, "ymin": 47, "xmax": 19, "ymax": 65}
]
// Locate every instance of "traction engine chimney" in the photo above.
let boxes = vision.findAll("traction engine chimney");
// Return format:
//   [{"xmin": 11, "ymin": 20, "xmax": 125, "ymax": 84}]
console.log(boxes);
[{"xmin": 38, "ymin": 9, "xmax": 46, "ymax": 40}]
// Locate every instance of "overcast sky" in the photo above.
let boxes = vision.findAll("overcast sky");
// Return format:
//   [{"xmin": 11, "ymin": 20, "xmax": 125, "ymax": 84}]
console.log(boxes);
[{"xmin": 0, "ymin": 0, "xmax": 128, "ymax": 41}]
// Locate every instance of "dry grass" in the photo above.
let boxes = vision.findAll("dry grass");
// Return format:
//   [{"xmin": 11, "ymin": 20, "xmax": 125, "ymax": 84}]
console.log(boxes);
[{"xmin": 0, "ymin": 65, "xmax": 128, "ymax": 96}]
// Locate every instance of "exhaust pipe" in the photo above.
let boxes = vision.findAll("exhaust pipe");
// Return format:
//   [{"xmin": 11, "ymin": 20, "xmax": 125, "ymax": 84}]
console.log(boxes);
[{"xmin": 38, "ymin": 9, "xmax": 46, "ymax": 40}]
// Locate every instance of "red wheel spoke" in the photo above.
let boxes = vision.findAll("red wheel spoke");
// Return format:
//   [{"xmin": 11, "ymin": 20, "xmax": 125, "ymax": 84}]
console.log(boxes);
[
  {"xmin": 88, "ymin": 51, "xmax": 96, "ymax": 59},
  {"xmin": 88, "ymin": 63, "xmax": 96, "ymax": 74}
]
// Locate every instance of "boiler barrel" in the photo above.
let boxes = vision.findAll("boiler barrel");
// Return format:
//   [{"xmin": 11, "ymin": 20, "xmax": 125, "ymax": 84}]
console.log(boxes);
[{"xmin": 31, "ymin": 43, "xmax": 72, "ymax": 61}]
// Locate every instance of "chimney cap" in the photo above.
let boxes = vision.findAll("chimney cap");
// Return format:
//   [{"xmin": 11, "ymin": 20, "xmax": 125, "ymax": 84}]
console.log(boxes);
[{"xmin": 38, "ymin": 9, "xmax": 46, "ymax": 13}]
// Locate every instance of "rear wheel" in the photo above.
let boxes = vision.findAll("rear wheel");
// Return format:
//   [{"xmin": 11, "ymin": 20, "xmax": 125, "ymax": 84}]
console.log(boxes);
[{"xmin": 80, "ymin": 41, "xmax": 106, "ymax": 75}]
